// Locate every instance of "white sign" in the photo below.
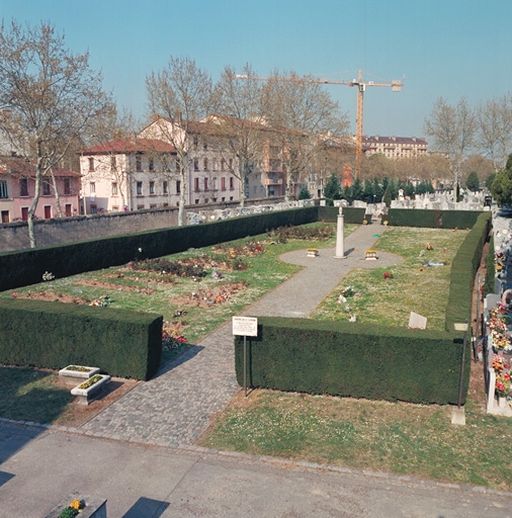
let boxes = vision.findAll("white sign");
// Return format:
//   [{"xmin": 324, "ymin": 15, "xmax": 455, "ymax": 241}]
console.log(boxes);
[
  {"xmin": 232, "ymin": 316, "xmax": 258, "ymax": 337},
  {"xmin": 408, "ymin": 311, "xmax": 427, "ymax": 330}
]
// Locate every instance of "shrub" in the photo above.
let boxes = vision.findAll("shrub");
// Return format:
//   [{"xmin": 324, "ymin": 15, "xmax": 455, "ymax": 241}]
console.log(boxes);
[
  {"xmin": 235, "ymin": 317, "xmax": 469, "ymax": 405},
  {"xmin": 0, "ymin": 299, "xmax": 162, "ymax": 380},
  {"xmin": 317, "ymin": 206, "xmax": 365, "ymax": 224},
  {"xmin": 484, "ymin": 235, "xmax": 496, "ymax": 296},
  {"xmin": 387, "ymin": 209, "xmax": 483, "ymax": 229}
]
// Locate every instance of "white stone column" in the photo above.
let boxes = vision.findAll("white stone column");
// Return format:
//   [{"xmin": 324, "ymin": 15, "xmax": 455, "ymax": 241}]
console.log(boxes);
[{"xmin": 335, "ymin": 206, "xmax": 345, "ymax": 259}]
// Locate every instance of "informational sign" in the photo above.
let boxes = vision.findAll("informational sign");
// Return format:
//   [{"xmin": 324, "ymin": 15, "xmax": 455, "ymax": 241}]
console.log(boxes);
[{"xmin": 232, "ymin": 316, "xmax": 258, "ymax": 337}]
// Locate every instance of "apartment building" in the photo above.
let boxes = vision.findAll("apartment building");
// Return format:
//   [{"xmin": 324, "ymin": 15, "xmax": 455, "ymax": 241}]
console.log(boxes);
[
  {"xmin": 363, "ymin": 136, "xmax": 428, "ymax": 159},
  {"xmin": 0, "ymin": 155, "xmax": 80, "ymax": 223},
  {"xmin": 80, "ymin": 138, "xmax": 178, "ymax": 213}
]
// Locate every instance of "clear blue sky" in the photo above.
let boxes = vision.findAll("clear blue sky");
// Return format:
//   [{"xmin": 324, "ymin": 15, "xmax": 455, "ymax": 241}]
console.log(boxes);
[{"xmin": 1, "ymin": 0, "xmax": 511, "ymax": 138}]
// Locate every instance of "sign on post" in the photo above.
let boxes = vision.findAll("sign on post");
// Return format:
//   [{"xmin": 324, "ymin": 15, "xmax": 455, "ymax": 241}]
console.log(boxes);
[
  {"xmin": 232, "ymin": 316, "xmax": 258, "ymax": 337},
  {"xmin": 232, "ymin": 316, "xmax": 258, "ymax": 397}
]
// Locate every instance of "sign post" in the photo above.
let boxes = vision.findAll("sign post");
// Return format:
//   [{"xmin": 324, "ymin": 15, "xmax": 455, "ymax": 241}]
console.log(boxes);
[{"xmin": 232, "ymin": 316, "xmax": 258, "ymax": 397}]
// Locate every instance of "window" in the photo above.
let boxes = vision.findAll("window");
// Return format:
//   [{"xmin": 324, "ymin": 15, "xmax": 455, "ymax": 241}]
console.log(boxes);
[
  {"xmin": 112, "ymin": 205, "xmax": 119, "ymax": 211},
  {"xmin": 163, "ymin": 181, "xmax": 168, "ymax": 195},
  {"xmin": 149, "ymin": 181, "xmax": 155, "ymax": 195},
  {"xmin": 194, "ymin": 178, "xmax": 200, "ymax": 192},
  {"xmin": 89, "ymin": 182, "xmax": 96, "ymax": 194},
  {"xmin": 228, "ymin": 158, "xmax": 233, "ymax": 170},
  {"xmin": 150, "ymin": 203, "xmax": 157, "ymax": 209},
  {"xmin": 162, "ymin": 202, "xmax": 169, "ymax": 207},
  {"xmin": 229, "ymin": 196, "xmax": 233, "ymax": 201},
  {"xmin": 204, "ymin": 178, "xmax": 208, "ymax": 191},
  {"xmin": 42, "ymin": 180, "xmax": 51, "ymax": 196},
  {"xmin": 148, "ymin": 158, "xmax": 154, "ymax": 171},
  {"xmin": 193, "ymin": 158, "xmax": 199, "ymax": 171},
  {"xmin": 193, "ymin": 135, "xmax": 199, "ymax": 148},
  {"xmin": 221, "ymin": 197, "xmax": 225, "ymax": 202},
  {"xmin": 19, "ymin": 178, "xmax": 28, "ymax": 197},
  {"xmin": 212, "ymin": 197, "xmax": 217, "ymax": 203},
  {"xmin": 88, "ymin": 157, "xmax": 94, "ymax": 172},
  {"xmin": 204, "ymin": 198, "xmax": 209, "ymax": 203},
  {"xmin": 212, "ymin": 159, "xmax": 217, "ymax": 172},
  {"xmin": 203, "ymin": 140, "xmax": 208, "ymax": 151},
  {"xmin": 136, "ymin": 204, "xmax": 145, "ymax": 210},
  {"xmin": 195, "ymin": 199, "xmax": 199, "ymax": 204},
  {"xmin": 136, "ymin": 154, "xmax": 142, "ymax": 172},
  {"xmin": 44, "ymin": 205, "xmax": 52, "ymax": 219},
  {"xmin": 221, "ymin": 158, "xmax": 225, "ymax": 171},
  {"xmin": 176, "ymin": 180, "xmax": 181, "ymax": 194},
  {"xmin": 90, "ymin": 204, "xmax": 97, "ymax": 214},
  {"xmin": 21, "ymin": 207, "xmax": 28, "ymax": 221},
  {"xmin": 111, "ymin": 182, "xmax": 118, "ymax": 196},
  {"xmin": 63, "ymin": 178, "xmax": 71, "ymax": 195},
  {"xmin": 221, "ymin": 177, "xmax": 226, "ymax": 191},
  {"xmin": 212, "ymin": 177, "xmax": 217, "ymax": 191},
  {"xmin": 65, "ymin": 204, "xmax": 72, "ymax": 217},
  {"xmin": 110, "ymin": 155, "xmax": 117, "ymax": 170},
  {"xmin": 136, "ymin": 181, "xmax": 143, "ymax": 196},
  {"xmin": 1, "ymin": 210, "xmax": 9, "ymax": 223},
  {"xmin": 203, "ymin": 158, "xmax": 208, "ymax": 171},
  {"xmin": 229, "ymin": 177, "xmax": 234, "ymax": 191}
]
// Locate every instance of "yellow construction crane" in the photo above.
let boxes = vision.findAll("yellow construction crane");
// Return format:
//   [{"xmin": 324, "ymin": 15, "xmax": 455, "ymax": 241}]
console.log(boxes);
[{"xmin": 236, "ymin": 70, "xmax": 402, "ymax": 178}]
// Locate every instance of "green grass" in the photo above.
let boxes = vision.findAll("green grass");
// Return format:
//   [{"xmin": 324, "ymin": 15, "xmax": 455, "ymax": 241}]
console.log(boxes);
[
  {"xmin": 2, "ymin": 223, "xmax": 355, "ymax": 362},
  {"xmin": 0, "ymin": 366, "xmax": 72, "ymax": 423},
  {"xmin": 312, "ymin": 226, "xmax": 468, "ymax": 330},
  {"xmin": 200, "ymin": 390, "xmax": 512, "ymax": 490}
]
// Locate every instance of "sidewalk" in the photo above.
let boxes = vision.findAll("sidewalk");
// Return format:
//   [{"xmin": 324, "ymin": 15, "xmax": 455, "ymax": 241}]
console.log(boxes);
[
  {"xmin": 0, "ymin": 420, "xmax": 510, "ymax": 518},
  {"xmin": 81, "ymin": 223, "xmax": 400, "ymax": 447}
]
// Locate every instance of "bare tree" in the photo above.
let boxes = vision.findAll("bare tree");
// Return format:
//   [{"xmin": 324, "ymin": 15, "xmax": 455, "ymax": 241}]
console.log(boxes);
[
  {"xmin": 477, "ymin": 95, "xmax": 512, "ymax": 170},
  {"xmin": 0, "ymin": 21, "xmax": 111, "ymax": 247},
  {"xmin": 146, "ymin": 57, "xmax": 213, "ymax": 225},
  {"xmin": 424, "ymin": 97, "xmax": 476, "ymax": 195},
  {"xmin": 261, "ymin": 71, "xmax": 349, "ymax": 200},
  {"xmin": 213, "ymin": 64, "xmax": 264, "ymax": 207}
]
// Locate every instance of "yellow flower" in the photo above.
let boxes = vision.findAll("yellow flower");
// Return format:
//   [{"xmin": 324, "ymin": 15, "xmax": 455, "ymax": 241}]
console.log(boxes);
[{"xmin": 69, "ymin": 499, "xmax": 83, "ymax": 510}]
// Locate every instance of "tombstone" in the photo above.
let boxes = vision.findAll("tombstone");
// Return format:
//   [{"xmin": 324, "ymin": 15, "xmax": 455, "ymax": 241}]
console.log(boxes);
[{"xmin": 408, "ymin": 311, "xmax": 427, "ymax": 329}]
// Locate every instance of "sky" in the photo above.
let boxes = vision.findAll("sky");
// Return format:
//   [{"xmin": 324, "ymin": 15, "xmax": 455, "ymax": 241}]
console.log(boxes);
[{"xmin": 1, "ymin": 0, "xmax": 512, "ymax": 139}]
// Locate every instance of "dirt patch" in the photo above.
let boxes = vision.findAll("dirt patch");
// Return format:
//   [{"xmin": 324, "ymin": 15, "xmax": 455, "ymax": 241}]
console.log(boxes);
[
  {"xmin": 75, "ymin": 278, "xmax": 155, "ymax": 295},
  {"xmin": 52, "ymin": 375, "xmax": 139, "ymax": 427},
  {"xmin": 172, "ymin": 282, "xmax": 247, "ymax": 308},
  {"xmin": 10, "ymin": 290, "xmax": 90, "ymax": 305}
]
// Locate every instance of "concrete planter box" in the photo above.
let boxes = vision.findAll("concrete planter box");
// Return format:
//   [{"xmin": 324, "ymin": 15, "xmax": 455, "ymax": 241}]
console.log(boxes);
[
  {"xmin": 59, "ymin": 365, "xmax": 100, "ymax": 380},
  {"xmin": 71, "ymin": 374, "xmax": 111, "ymax": 405},
  {"xmin": 46, "ymin": 495, "xmax": 107, "ymax": 518}
]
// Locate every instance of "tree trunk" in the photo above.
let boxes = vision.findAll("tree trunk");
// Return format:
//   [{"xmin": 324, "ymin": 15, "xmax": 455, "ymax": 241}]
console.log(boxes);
[
  {"xmin": 178, "ymin": 154, "xmax": 187, "ymax": 226},
  {"xmin": 28, "ymin": 157, "xmax": 43, "ymax": 248},
  {"xmin": 49, "ymin": 169, "xmax": 63, "ymax": 217}
]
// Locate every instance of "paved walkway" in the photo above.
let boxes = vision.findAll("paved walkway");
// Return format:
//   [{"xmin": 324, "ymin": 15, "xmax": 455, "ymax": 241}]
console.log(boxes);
[
  {"xmin": 1, "ymin": 420, "xmax": 511, "ymax": 518},
  {"xmin": 82, "ymin": 223, "xmax": 401, "ymax": 447}
]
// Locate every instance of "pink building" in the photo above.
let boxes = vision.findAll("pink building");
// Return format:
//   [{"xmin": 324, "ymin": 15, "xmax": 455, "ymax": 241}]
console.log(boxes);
[{"xmin": 0, "ymin": 156, "xmax": 80, "ymax": 223}]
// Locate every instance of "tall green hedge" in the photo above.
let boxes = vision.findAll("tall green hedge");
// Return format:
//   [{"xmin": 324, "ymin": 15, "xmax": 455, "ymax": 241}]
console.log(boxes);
[
  {"xmin": 0, "ymin": 207, "xmax": 317, "ymax": 292},
  {"xmin": 387, "ymin": 209, "xmax": 483, "ymax": 229},
  {"xmin": 0, "ymin": 299, "xmax": 162, "ymax": 380},
  {"xmin": 235, "ymin": 317, "xmax": 469, "ymax": 405},
  {"xmin": 484, "ymin": 235, "xmax": 496, "ymax": 296},
  {"xmin": 317, "ymin": 206, "xmax": 365, "ymax": 224},
  {"xmin": 445, "ymin": 213, "xmax": 491, "ymax": 330}
]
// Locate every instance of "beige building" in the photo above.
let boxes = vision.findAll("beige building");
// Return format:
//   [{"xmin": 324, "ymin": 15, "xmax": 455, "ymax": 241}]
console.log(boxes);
[
  {"xmin": 80, "ymin": 138, "xmax": 177, "ymax": 213},
  {"xmin": 363, "ymin": 136, "xmax": 427, "ymax": 159}
]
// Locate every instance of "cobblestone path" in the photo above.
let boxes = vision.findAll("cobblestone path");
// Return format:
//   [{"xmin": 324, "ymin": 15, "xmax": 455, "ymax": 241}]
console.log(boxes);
[{"xmin": 82, "ymin": 223, "xmax": 401, "ymax": 446}]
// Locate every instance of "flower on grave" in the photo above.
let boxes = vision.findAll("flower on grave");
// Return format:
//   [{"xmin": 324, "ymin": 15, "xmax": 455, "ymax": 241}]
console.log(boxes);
[
  {"xmin": 496, "ymin": 374, "xmax": 511, "ymax": 398},
  {"xmin": 42, "ymin": 271, "xmax": 55, "ymax": 281},
  {"xmin": 492, "ymin": 356, "xmax": 506, "ymax": 372},
  {"xmin": 69, "ymin": 499, "xmax": 84, "ymax": 511}
]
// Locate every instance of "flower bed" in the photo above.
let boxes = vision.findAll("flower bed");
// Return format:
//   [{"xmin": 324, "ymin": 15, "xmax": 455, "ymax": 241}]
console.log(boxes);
[{"xmin": 71, "ymin": 374, "xmax": 111, "ymax": 405}]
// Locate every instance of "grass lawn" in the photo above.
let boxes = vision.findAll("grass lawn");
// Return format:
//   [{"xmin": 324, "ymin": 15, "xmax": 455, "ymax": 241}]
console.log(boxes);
[
  {"xmin": 312, "ymin": 226, "xmax": 468, "ymax": 330},
  {"xmin": 1, "ymin": 223, "xmax": 354, "ymax": 363},
  {"xmin": 200, "ymin": 387, "xmax": 512, "ymax": 490},
  {"xmin": 0, "ymin": 366, "xmax": 72, "ymax": 423}
]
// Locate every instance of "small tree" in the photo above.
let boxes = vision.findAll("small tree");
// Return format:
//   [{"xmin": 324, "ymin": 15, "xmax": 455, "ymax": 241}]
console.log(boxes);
[
  {"xmin": 491, "ymin": 154, "xmax": 512, "ymax": 206},
  {"xmin": 298, "ymin": 185, "xmax": 311, "ymax": 200},
  {"xmin": 486, "ymin": 172, "xmax": 496, "ymax": 191},
  {"xmin": 465, "ymin": 171, "xmax": 480, "ymax": 192},
  {"xmin": 323, "ymin": 173, "xmax": 341, "ymax": 201},
  {"xmin": 382, "ymin": 184, "xmax": 393, "ymax": 207}
]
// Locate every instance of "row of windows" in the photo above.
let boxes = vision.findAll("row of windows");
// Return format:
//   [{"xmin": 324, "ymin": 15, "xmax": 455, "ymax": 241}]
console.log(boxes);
[
  {"xmin": 0, "ymin": 179, "xmax": 73, "ymax": 199},
  {"xmin": 193, "ymin": 157, "xmax": 233, "ymax": 172},
  {"xmin": 193, "ymin": 177, "xmax": 235, "ymax": 192},
  {"xmin": 0, "ymin": 204, "xmax": 74, "ymax": 223}
]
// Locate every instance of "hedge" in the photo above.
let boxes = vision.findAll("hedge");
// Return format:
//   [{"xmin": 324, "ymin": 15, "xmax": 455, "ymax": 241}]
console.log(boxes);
[
  {"xmin": 445, "ymin": 213, "xmax": 491, "ymax": 330},
  {"xmin": 0, "ymin": 207, "xmax": 317, "ymax": 292},
  {"xmin": 317, "ymin": 206, "xmax": 366, "ymax": 224},
  {"xmin": 0, "ymin": 299, "xmax": 162, "ymax": 380},
  {"xmin": 484, "ymin": 235, "xmax": 496, "ymax": 296},
  {"xmin": 387, "ymin": 209, "xmax": 484, "ymax": 229},
  {"xmin": 235, "ymin": 317, "xmax": 469, "ymax": 405}
]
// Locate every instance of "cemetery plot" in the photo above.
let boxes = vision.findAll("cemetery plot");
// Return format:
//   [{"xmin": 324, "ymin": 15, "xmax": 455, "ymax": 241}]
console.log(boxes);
[{"xmin": 312, "ymin": 226, "xmax": 468, "ymax": 329}]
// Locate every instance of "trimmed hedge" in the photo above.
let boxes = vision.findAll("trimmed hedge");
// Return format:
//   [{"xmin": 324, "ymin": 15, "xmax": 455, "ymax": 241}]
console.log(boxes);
[
  {"xmin": 235, "ymin": 317, "xmax": 469, "ymax": 405},
  {"xmin": 387, "ymin": 209, "xmax": 483, "ymax": 229},
  {"xmin": 445, "ymin": 213, "xmax": 491, "ymax": 330},
  {"xmin": 484, "ymin": 235, "xmax": 496, "ymax": 296},
  {"xmin": 0, "ymin": 299, "xmax": 162, "ymax": 380},
  {"xmin": 317, "ymin": 206, "xmax": 366, "ymax": 224},
  {"xmin": 0, "ymin": 207, "xmax": 317, "ymax": 292}
]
